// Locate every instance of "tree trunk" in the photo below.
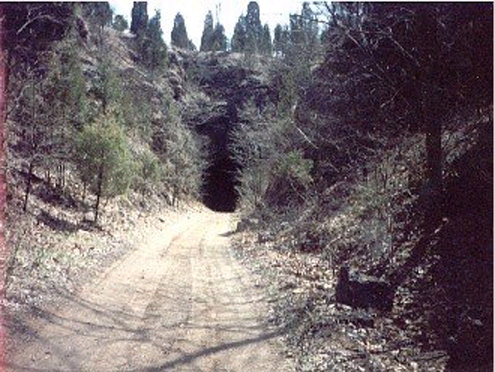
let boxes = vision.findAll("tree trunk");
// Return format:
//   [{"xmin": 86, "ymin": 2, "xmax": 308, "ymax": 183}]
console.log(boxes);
[
  {"xmin": 423, "ymin": 110, "xmax": 443, "ymax": 231},
  {"xmin": 22, "ymin": 161, "xmax": 34, "ymax": 212},
  {"xmin": 61, "ymin": 162, "xmax": 66, "ymax": 191},
  {"xmin": 82, "ymin": 181, "xmax": 87, "ymax": 203},
  {"xmin": 57, "ymin": 163, "xmax": 62, "ymax": 190},
  {"xmin": 426, "ymin": 119, "xmax": 442, "ymax": 190},
  {"xmin": 94, "ymin": 164, "xmax": 104, "ymax": 223},
  {"xmin": 45, "ymin": 168, "xmax": 51, "ymax": 187},
  {"xmin": 417, "ymin": 7, "xmax": 444, "ymax": 231}
]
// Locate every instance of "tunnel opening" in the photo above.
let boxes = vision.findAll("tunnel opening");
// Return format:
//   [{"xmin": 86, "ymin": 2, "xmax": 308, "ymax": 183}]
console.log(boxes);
[
  {"xmin": 202, "ymin": 153, "xmax": 239, "ymax": 212},
  {"xmin": 197, "ymin": 111, "xmax": 240, "ymax": 212}
]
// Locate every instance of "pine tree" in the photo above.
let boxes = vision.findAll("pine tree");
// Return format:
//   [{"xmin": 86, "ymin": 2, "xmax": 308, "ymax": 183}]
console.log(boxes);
[
  {"xmin": 81, "ymin": 2, "xmax": 112, "ymax": 31},
  {"xmin": 15, "ymin": 71, "xmax": 51, "ymax": 211},
  {"xmin": 300, "ymin": 2, "xmax": 319, "ymax": 54},
  {"xmin": 83, "ymin": 2, "xmax": 113, "ymax": 45},
  {"xmin": 289, "ymin": 14, "xmax": 303, "ymax": 45},
  {"xmin": 245, "ymin": 1, "xmax": 262, "ymax": 54},
  {"xmin": 140, "ymin": 10, "xmax": 167, "ymax": 73},
  {"xmin": 93, "ymin": 2, "xmax": 113, "ymax": 29},
  {"xmin": 91, "ymin": 54, "xmax": 123, "ymax": 113},
  {"xmin": 112, "ymin": 14, "xmax": 128, "ymax": 31},
  {"xmin": 211, "ymin": 23, "xmax": 227, "ymax": 51},
  {"xmin": 47, "ymin": 35, "xmax": 89, "ymax": 191},
  {"xmin": 171, "ymin": 13, "xmax": 190, "ymax": 49},
  {"xmin": 75, "ymin": 112, "xmax": 135, "ymax": 223},
  {"xmin": 200, "ymin": 11, "xmax": 214, "ymax": 52},
  {"xmin": 285, "ymin": 2, "xmax": 320, "ymax": 61},
  {"xmin": 130, "ymin": 1, "xmax": 148, "ymax": 36},
  {"xmin": 231, "ymin": 16, "xmax": 247, "ymax": 52},
  {"xmin": 261, "ymin": 24, "xmax": 272, "ymax": 55},
  {"xmin": 273, "ymin": 24, "xmax": 289, "ymax": 56},
  {"xmin": 273, "ymin": 24, "xmax": 283, "ymax": 55}
]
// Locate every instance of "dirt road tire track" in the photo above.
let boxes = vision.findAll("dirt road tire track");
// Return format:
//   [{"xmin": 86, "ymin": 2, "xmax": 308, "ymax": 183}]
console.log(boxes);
[{"xmin": 6, "ymin": 208, "xmax": 292, "ymax": 371}]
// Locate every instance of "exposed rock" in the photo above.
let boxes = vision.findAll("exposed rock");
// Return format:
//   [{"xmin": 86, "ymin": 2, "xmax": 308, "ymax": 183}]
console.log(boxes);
[
  {"xmin": 335, "ymin": 266, "xmax": 394, "ymax": 311},
  {"xmin": 184, "ymin": 51, "xmax": 276, "ymax": 109}
]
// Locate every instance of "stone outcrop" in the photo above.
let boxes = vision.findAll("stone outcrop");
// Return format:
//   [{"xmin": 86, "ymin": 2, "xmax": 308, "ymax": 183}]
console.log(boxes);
[{"xmin": 336, "ymin": 266, "xmax": 394, "ymax": 311}]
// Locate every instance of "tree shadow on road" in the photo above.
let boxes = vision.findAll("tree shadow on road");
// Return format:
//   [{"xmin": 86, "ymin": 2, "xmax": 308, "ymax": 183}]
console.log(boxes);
[
  {"xmin": 138, "ymin": 330, "xmax": 285, "ymax": 372},
  {"xmin": 5, "ymin": 286, "xmax": 287, "ymax": 372}
]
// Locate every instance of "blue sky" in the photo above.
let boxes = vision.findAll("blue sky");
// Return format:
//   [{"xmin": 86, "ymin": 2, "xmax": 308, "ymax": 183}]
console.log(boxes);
[{"xmin": 109, "ymin": 0, "xmax": 305, "ymax": 48}]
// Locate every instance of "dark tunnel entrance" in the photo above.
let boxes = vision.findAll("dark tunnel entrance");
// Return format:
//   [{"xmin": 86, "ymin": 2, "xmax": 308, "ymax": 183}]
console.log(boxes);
[
  {"xmin": 197, "ymin": 110, "xmax": 240, "ymax": 212},
  {"xmin": 202, "ymin": 153, "xmax": 239, "ymax": 212}
]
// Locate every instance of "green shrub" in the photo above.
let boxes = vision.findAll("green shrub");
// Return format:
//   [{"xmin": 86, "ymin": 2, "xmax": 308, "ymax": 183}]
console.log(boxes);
[
  {"xmin": 75, "ymin": 111, "xmax": 136, "ymax": 222},
  {"xmin": 276, "ymin": 150, "xmax": 313, "ymax": 184}
]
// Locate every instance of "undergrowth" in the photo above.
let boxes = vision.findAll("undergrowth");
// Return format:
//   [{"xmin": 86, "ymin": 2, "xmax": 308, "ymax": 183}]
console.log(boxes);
[{"xmin": 233, "ymin": 107, "xmax": 492, "ymax": 371}]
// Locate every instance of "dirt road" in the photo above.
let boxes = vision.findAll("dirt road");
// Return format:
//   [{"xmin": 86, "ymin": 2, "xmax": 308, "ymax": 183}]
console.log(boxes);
[{"xmin": 6, "ymin": 208, "xmax": 292, "ymax": 371}]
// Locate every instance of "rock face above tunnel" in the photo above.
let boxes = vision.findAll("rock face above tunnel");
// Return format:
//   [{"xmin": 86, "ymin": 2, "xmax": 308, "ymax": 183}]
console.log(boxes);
[
  {"xmin": 170, "ymin": 50, "xmax": 278, "ymax": 212},
  {"xmin": 171, "ymin": 50, "xmax": 277, "ymax": 111},
  {"xmin": 192, "ymin": 52, "xmax": 276, "ymax": 106}
]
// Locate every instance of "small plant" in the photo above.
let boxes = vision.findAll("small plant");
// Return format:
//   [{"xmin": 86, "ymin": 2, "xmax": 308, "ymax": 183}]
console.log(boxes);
[
  {"xmin": 262, "ymin": 150, "xmax": 314, "ymax": 210},
  {"xmin": 276, "ymin": 150, "xmax": 313, "ymax": 184}
]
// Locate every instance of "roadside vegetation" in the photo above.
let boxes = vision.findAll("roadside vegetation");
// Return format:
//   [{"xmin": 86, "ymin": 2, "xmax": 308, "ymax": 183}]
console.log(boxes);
[
  {"xmin": 231, "ymin": 2, "xmax": 492, "ymax": 371},
  {"xmin": 4, "ymin": 2, "xmax": 205, "ymax": 325}
]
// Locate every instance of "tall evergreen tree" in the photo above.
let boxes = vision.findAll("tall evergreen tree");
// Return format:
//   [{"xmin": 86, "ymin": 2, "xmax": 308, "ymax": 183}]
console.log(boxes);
[
  {"xmin": 82, "ymin": 2, "xmax": 113, "ymax": 44},
  {"xmin": 171, "ymin": 13, "xmax": 190, "ymax": 49},
  {"xmin": 231, "ymin": 15, "xmax": 247, "ymax": 52},
  {"xmin": 300, "ymin": 2, "xmax": 319, "ymax": 54},
  {"xmin": 245, "ymin": 1, "xmax": 262, "ymax": 53},
  {"xmin": 112, "ymin": 14, "xmax": 128, "ymax": 31},
  {"xmin": 211, "ymin": 23, "xmax": 227, "ymax": 51},
  {"xmin": 200, "ymin": 11, "xmax": 214, "ymax": 52},
  {"xmin": 94, "ymin": 2, "xmax": 113, "ymax": 28},
  {"xmin": 81, "ymin": 2, "xmax": 112, "ymax": 31},
  {"xmin": 288, "ymin": 2, "xmax": 319, "ymax": 53},
  {"xmin": 80, "ymin": 1, "xmax": 112, "ymax": 36},
  {"xmin": 130, "ymin": 1, "xmax": 148, "ymax": 36},
  {"xmin": 141, "ymin": 10, "xmax": 167, "ymax": 73},
  {"xmin": 282, "ymin": 2, "xmax": 320, "ymax": 91},
  {"xmin": 273, "ymin": 24, "xmax": 283, "ymax": 55},
  {"xmin": 273, "ymin": 24, "xmax": 290, "ymax": 56},
  {"xmin": 261, "ymin": 24, "xmax": 272, "ymax": 55},
  {"xmin": 289, "ymin": 14, "xmax": 303, "ymax": 45}
]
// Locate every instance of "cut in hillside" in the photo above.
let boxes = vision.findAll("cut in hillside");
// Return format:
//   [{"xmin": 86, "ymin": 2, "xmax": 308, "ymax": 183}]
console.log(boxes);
[{"xmin": 2, "ymin": 2, "xmax": 493, "ymax": 372}]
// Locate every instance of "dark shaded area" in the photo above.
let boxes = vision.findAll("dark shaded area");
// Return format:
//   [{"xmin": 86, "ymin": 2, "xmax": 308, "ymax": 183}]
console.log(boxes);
[
  {"xmin": 335, "ymin": 266, "xmax": 394, "ymax": 312},
  {"xmin": 392, "ymin": 115, "xmax": 493, "ymax": 371},
  {"xmin": 437, "ymin": 118, "xmax": 493, "ymax": 371},
  {"xmin": 196, "ymin": 107, "xmax": 240, "ymax": 212},
  {"xmin": 37, "ymin": 210, "xmax": 78, "ymax": 232},
  {"xmin": 177, "ymin": 52, "xmax": 277, "ymax": 213},
  {"xmin": 3, "ymin": 3, "xmax": 73, "ymax": 66},
  {"xmin": 202, "ymin": 153, "xmax": 239, "ymax": 212}
]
